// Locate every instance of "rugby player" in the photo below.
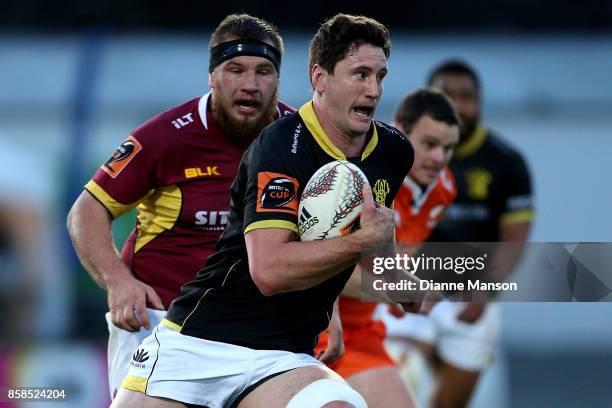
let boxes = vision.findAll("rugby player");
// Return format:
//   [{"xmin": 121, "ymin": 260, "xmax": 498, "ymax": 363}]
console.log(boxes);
[
  {"xmin": 111, "ymin": 14, "xmax": 415, "ymax": 408},
  {"xmin": 384, "ymin": 60, "xmax": 534, "ymax": 408},
  {"xmin": 66, "ymin": 13, "xmax": 296, "ymax": 399},
  {"xmin": 318, "ymin": 88, "xmax": 460, "ymax": 407}
]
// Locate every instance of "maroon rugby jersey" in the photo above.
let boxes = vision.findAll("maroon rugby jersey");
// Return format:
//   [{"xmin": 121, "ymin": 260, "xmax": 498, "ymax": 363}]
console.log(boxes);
[{"xmin": 85, "ymin": 93, "xmax": 294, "ymax": 308}]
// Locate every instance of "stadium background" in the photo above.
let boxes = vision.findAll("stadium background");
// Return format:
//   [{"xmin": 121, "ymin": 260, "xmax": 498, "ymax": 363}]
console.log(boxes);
[{"xmin": 1, "ymin": 1, "xmax": 611, "ymax": 406}]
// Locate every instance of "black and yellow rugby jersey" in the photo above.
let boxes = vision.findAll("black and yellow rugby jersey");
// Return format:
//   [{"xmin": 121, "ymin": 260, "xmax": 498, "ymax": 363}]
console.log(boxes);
[
  {"xmin": 166, "ymin": 101, "xmax": 414, "ymax": 354},
  {"xmin": 429, "ymin": 124, "xmax": 533, "ymax": 242}
]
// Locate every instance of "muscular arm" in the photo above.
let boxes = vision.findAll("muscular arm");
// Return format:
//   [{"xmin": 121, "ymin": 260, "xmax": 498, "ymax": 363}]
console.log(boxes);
[
  {"xmin": 245, "ymin": 228, "xmax": 363, "ymax": 296},
  {"xmin": 246, "ymin": 184, "xmax": 395, "ymax": 296},
  {"xmin": 67, "ymin": 191, "xmax": 131, "ymax": 289},
  {"xmin": 67, "ymin": 191, "xmax": 163, "ymax": 331}
]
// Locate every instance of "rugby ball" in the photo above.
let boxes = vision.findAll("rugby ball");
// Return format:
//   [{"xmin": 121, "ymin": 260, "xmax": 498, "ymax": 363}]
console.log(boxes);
[{"xmin": 298, "ymin": 160, "xmax": 369, "ymax": 241}]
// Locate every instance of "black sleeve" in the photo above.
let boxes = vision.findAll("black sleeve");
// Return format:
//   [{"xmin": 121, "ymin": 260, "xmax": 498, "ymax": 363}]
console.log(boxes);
[
  {"xmin": 243, "ymin": 126, "xmax": 301, "ymax": 235},
  {"xmin": 502, "ymin": 151, "xmax": 534, "ymax": 222}
]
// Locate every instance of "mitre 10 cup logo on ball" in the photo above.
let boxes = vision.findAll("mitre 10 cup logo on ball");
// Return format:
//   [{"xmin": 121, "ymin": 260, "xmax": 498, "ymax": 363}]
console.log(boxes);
[{"xmin": 298, "ymin": 161, "xmax": 368, "ymax": 241}]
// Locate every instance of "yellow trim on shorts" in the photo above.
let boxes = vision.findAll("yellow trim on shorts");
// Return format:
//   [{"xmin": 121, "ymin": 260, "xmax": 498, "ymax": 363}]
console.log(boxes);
[
  {"xmin": 161, "ymin": 318, "xmax": 182, "ymax": 332},
  {"xmin": 501, "ymin": 209, "xmax": 534, "ymax": 224},
  {"xmin": 121, "ymin": 375, "xmax": 148, "ymax": 393},
  {"xmin": 85, "ymin": 180, "xmax": 136, "ymax": 218},
  {"xmin": 244, "ymin": 220, "xmax": 298, "ymax": 234},
  {"xmin": 299, "ymin": 101, "xmax": 379, "ymax": 161}
]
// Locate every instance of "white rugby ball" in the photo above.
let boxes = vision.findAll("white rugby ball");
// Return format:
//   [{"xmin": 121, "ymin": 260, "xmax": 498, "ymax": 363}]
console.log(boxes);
[{"xmin": 298, "ymin": 160, "xmax": 369, "ymax": 241}]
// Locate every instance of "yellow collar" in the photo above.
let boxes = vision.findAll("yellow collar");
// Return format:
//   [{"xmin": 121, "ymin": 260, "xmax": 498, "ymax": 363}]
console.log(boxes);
[
  {"xmin": 454, "ymin": 123, "xmax": 487, "ymax": 158},
  {"xmin": 298, "ymin": 101, "xmax": 378, "ymax": 161}
]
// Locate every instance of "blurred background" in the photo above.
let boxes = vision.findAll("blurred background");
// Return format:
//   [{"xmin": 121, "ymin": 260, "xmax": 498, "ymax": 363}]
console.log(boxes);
[{"xmin": 1, "ymin": 1, "xmax": 611, "ymax": 407}]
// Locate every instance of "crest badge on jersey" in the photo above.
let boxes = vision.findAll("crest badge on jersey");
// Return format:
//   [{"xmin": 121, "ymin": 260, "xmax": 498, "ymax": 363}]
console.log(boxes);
[
  {"xmin": 465, "ymin": 167, "xmax": 492, "ymax": 200},
  {"xmin": 102, "ymin": 135, "xmax": 142, "ymax": 178},
  {"xmin": 373, "ymin": 179, "xmax": 391, "ymax": 204},
  {"xmin": 257, "ymin": 172, "xmax": 299, "ymax": 214}
]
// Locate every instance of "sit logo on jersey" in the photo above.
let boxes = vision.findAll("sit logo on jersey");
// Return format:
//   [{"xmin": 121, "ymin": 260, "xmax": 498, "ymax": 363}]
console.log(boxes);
[
  {"xmin": 102, "ymin": 135, "xmax": 142, "ymax": 178},
  {"xmin": 195, "ymin": 210, "xmax": 230, "ymax": 231}
]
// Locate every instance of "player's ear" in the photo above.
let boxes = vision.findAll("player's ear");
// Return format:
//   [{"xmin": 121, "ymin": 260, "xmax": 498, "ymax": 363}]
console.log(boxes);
[
  {"xmin": 208, "ymin": 72, "xmax": 214, "ymax": 89},
  {"xmin": 311, "ymin": 64, "xmax": 326, "ymax": 93}
]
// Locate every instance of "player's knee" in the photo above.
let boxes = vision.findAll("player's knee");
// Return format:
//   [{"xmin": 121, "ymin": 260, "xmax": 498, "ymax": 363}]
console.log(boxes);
[{"xmin": 286, "ymin": 379, "xmax": 367, "ymax": 408}]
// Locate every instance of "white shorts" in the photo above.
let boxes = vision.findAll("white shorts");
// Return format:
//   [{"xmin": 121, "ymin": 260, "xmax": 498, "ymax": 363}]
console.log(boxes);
[
  {"xmin": 376, "ymin": 301, "xmax": 500, "ymax": 371},
  {"xmin": 121, "ymin": 320, "xmax": 326, "ymax": 408},
  {"xmin": 105, "ymin": 308, "xmax": 166, "ymax": 399}
]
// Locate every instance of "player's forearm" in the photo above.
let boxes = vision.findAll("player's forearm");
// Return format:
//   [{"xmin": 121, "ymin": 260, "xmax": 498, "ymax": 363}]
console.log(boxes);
[
  {"xmin": 341, "ymin": 264, "xmax": 383, "ymax": 301},
  {"xmin": 247, "ymin": 230, "xmax": 363, "ymax": 295},
  {"xmin": 67, "ymin": 192, "xmax": 132, "ymax": 289}
]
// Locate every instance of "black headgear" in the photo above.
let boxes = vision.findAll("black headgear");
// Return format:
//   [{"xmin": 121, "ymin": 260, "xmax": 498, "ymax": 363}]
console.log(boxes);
[{"xmin": 209, "ymin": 39, "xmax": 281, "ymax": 74}]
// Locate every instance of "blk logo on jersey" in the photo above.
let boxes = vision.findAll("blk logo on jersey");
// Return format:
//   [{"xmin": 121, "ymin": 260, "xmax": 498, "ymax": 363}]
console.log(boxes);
[
  {"xmin": 257, "ymin": 172, "xmax": 299, "ymax": 214},
  {"xmin": 195, "ymin": 210, "xmax": 230, "ymax": 231},
  {"xmin": 102, "ymin": 135, "xmax": 142, "ymax": 178},
  {"xmin": 185, "ymin": 165, "xmax": 221, "ymax": 179}
]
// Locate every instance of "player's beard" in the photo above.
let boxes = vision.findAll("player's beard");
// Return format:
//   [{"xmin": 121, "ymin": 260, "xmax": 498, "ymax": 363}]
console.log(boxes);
[{"xmin": 213, "ymin": 90, "xmax": 279, "ymax": 144}]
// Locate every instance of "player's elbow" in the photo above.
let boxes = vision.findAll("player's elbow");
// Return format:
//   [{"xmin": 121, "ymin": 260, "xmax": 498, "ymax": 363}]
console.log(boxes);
[{"xmin": 249, "ymin": 260, "xmax": 282, "ymax": 296}]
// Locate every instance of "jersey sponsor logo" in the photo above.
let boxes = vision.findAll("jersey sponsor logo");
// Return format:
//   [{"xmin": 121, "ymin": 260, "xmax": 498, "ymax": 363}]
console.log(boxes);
[
  {"xmin": 184, "ymin": 165, "xmax": 221, "ymax": 179},
  {"xmin": 507, "ymin": 194, "xmax": 532, "ymax": 211},
  {"xmin": 298, "ymin": 206, "xmax": 319, "ymax": 235},
  {"xmin": 446, "ymin": 204, "xmax": 490, "ymax": 221},
  {"xmin": 171, "ymin": 113, "xmax": 194, "ymax": 129},
  {"xmin": 257, "ymin": 172, "xmax": 299, "ymax": 214},
  {"xmin": 194, "ymin": 210, "xmax": 230, "ymax": 231},
  {"xmin": 465, "ymin": 167, "xmax": 492, "ymax": 200},
  {"xmin": 130, "ymin": 348, "xmax": 149, "ymax": 368},
  {"xmin": 373, "ymin": 179, "xmax": 391, "ymax": 204},
  {"xmin": 102, "ymin": 135, "xmax": 142, "ymax": 178},
  {"xmin": 291, "ymin": 123, "xmax": 302, "ymax": 154}
]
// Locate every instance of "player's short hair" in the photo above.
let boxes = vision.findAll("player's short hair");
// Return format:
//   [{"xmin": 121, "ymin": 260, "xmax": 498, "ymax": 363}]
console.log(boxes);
[
  {"xmin": 308, "ymin": 14, "xmax": 391, "ymax": 78},
  {"xmin": 210, "ymin": 13, "xmax": 284, "ymax": 54},
  {"xmin": 394, "ymin": 88, "xmax": 462, "ymax": 133},
  {"xmin": 427, "ymin": 59, "xmax": 480, "ymax": 92}
]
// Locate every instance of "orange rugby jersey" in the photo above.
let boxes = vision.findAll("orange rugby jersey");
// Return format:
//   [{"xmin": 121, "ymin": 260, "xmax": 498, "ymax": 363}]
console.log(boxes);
[{"xmin": 338, "ymin": 166, "xmax": 456, "ymax": 329}]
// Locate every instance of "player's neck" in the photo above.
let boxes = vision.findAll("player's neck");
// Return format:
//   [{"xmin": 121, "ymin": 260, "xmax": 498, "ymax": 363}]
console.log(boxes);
[{"xmin": 312, "ymin": 99, "xmax": 368, "ymax": 158}]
